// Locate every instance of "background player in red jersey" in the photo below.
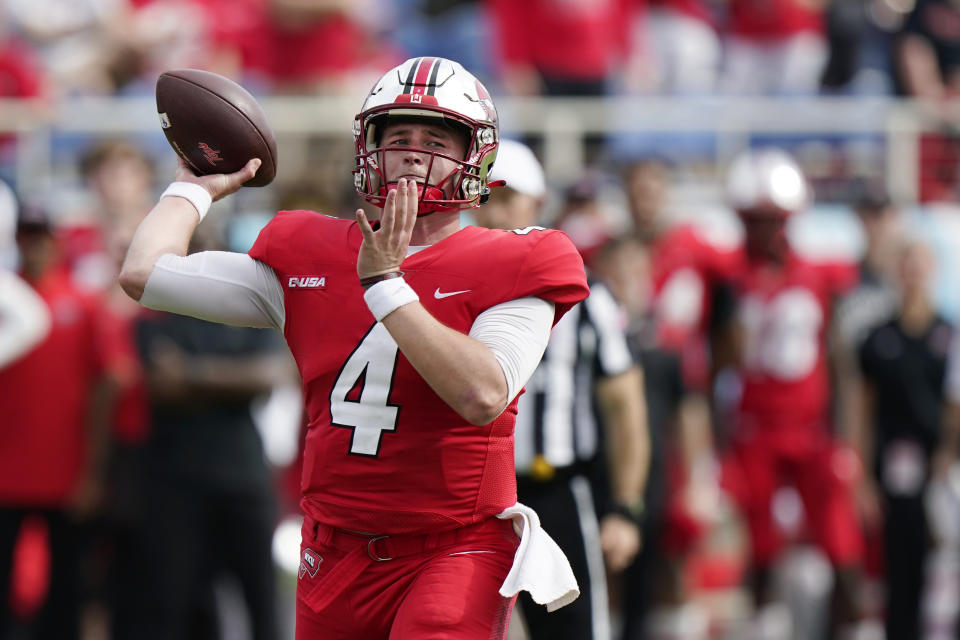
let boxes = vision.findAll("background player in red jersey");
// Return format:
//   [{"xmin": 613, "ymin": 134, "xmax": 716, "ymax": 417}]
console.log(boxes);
[
  {"xmin": 715, "ymin": 148, "xmax": 866, "ymax": 639},
  {"xmin": 118, "ymin": 57, "xmax": 588, "ymax": 640}
]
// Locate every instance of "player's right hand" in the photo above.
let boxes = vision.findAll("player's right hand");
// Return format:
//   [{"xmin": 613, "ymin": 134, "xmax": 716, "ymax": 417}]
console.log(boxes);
[
  {"xmin": 356, "ymin": 177, "xmax": 418, "ymax": 279},
  {"xmin": 174, "ymin": 157, "xmax": 261, "ymax": 203}
]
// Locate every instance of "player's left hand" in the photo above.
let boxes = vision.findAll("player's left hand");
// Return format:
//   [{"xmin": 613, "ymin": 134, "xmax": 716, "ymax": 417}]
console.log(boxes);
[
  {"xmin": 356, "ymin": 178, "xmax": 418, "ymax": 279},
  {"xmin": 600, "ymin": 513, "xmax": 641, "ymax": 572}
]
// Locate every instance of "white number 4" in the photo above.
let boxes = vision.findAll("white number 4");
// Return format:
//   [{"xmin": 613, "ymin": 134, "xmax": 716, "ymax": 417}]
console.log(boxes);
[{"xmin": 330, "ymin": 323, "xmax": 400, "ymax": 456}]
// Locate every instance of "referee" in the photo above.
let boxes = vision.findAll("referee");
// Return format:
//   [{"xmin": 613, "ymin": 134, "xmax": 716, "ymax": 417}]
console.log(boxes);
[{"xmin": 474, "ymin": 140, "xmax": 650, "ymax": 640}]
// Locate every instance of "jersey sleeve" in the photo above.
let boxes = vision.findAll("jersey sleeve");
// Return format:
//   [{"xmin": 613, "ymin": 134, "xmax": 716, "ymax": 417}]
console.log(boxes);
[{"xmin": 507, "ymin": 229, "xmax": 589, "ymax": 324}]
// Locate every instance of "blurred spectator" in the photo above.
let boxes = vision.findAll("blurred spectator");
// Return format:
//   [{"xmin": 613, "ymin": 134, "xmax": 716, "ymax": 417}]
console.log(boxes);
[
  {"xmin": 223, "ymin": 0, "xmax": 400, "ymax": 95},
  {"xmin": 391, "ymin": 0, "xmax": 493, "ymax": 84},
  {"xmin": 107, "ymin": 0, "xmax": 223, "ymax": 93},
  {"xmin": 820, "ymin": 0, "xmax": 899, "ymax": 95},
  {"xmin": 0, "ymin": 206, "xmax": 112, "ymax": 640},
  {"xmin": 622, "ymin": 157, "xmax": 739, "ymax": 391},
  {"xmin": 716, "ymin": 148, "xmax": 867, "ymax": 638},
  {"xmin": 476, "ymin": 140, "xmax": 649, "ymax": 640},
  {"xmin": 611, "ymin": 0, "xmax": 721, "ymax": 163},
  {"xmin": 61, "ymin": 139, "xmax": 158, "ymax": 291},
  {"xmin": 894, "ymin": 0, "xmax": 960, "ymax": 202},
  {"xmin": 719, "ymin": 0, "xmax": 831, "ymax": 95},
  {"xmin": 0, "ymin": 12, "xmax": 49, "ymax": 167},
  {"xmin": 853, "ymin": 236, "xmax": 953, "ymax": 640},
  {"xmin": 3, "ymin": 0, "xmax": 128, "ymax": 95},
  {"xmin": 36, "ymin": 139, "xmax": 159, "ymax": 294},
  {"xmin": 593, "ymin": 235, "xmax": 720, "ymax": 640},
  {"xmin": 624, "ymin": 0, "xmax": 720, "ymax": 95},
  {"xmin": 488, "ymin": 0, "xmax": 632, "ymax": 97},
  {"xmin": 129, "ymin": 223, "xmax": 291, "ymax": 640}
]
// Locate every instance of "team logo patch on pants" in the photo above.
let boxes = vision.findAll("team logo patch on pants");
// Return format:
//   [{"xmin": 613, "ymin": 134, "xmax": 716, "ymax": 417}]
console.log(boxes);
[{"xmin": 299, "ymin": 549, "xmax": 323, "ymax": 579}]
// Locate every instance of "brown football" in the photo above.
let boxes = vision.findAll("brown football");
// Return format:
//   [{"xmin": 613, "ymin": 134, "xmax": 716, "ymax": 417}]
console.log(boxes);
[{"xmin": 155, "ymin": 69, "xmax": 277, "ymax": 187}]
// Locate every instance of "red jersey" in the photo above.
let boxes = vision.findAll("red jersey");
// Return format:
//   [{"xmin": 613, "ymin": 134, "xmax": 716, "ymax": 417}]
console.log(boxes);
[
  {"xmin": 732, "ymin": 251, "xmax": 856, "ymax": 428},
  {"xmin": 0, "ymin": 269, "xmax": 106, "ymax": 505},
  {"xmin": 728, "ymin": 0, "xmax": 824, "ymax": 38},
  {"xmin": 491, "ymin": 0, "xmax": 632, "ymax": 80},
  {"xmin": 651, "ymin": 224, "xmax": 739, "ymax": 388},
  {"xmin": 249, "ymin": 214, "xmax": 588, "ymax": 535},
  {"xmin": 648, "ymin": 0, "xmax": 714, "ymax": 23}
]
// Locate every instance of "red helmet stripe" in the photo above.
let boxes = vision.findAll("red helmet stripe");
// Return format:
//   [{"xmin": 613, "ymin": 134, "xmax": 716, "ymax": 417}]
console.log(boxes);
[{"xmin": 412, "ymin": 57, "xmax": 439, "ymax": 95}]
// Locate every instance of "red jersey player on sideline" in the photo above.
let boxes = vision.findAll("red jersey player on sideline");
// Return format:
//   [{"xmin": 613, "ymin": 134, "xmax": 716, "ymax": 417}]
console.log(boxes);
[
  {"xmin": 119, "ymin": 57, "xmax": 588, "ymax": 639},
  {"xmin": 716, "ymin": 148, "xmax": 865, "ymax": 638}
]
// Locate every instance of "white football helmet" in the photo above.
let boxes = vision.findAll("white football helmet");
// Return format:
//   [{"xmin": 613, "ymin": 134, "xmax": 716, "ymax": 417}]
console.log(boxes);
[
  {"xmin": 725, "ymin": 148, "xmax": 810, "ymax": 218},
  {"xmin": 353, "ymin": 57, "xmax": 499, "ymax": 215}
]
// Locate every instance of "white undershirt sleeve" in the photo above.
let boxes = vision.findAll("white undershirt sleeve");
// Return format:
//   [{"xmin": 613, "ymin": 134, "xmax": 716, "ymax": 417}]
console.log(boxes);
[
  {"xmin": 0, "ymin": 269, "xmax": 51, "ymax": 367},
  {"xmin": 469, "ymin": 297, "xmax": 555, "ymax": 404},
  {"xmin": 140, "ymin": 251, "xmax": 285, "ymax": 330}
]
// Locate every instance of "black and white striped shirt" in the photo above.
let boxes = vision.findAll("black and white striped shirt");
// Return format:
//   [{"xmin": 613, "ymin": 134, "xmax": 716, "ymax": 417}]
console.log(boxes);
[{"xmin": 515, "ymin": 281, "xmax": 635, "ymax": 474}]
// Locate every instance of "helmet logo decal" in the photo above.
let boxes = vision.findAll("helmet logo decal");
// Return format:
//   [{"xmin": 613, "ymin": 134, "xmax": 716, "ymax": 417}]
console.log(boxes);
[{"xmin": 470, "ymin": 79, "xmax": 497, "ymax": 124}]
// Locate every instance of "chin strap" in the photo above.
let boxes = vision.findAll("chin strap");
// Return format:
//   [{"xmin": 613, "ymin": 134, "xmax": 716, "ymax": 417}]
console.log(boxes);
[{"xmin": 479, "ymin": 179, "xmax": 506, "ymax": 205}]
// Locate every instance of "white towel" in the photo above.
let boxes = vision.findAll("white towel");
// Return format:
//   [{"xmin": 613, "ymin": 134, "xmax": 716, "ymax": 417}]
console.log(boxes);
[{"xmin": 496, "ymin": 502, "xmax": 580, "ymax": 612}]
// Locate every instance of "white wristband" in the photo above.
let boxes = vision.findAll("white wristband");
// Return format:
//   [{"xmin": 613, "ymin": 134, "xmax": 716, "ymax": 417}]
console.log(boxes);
[
  {"xmin": 161, "ymin": 182, "xmax": 213, "ymax": 221},
  {"xmin": 364, "ymin": 277, "xmax": 419, "ymax": 321}
]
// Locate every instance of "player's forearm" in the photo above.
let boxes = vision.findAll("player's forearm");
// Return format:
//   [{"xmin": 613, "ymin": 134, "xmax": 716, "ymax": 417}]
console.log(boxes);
[
  {"xmin": 119, "ymin": 197, "xmax": 199, "ymax": 301},
  {"xmin": 381, "ymin": 302, "xmax": 509, "ymax": 426}
]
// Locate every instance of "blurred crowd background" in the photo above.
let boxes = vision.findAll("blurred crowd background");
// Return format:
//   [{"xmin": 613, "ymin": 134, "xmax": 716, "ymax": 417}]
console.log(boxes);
[{"xmin": 5, "ymin": 0, "xmax": 960, "ymax": 639}]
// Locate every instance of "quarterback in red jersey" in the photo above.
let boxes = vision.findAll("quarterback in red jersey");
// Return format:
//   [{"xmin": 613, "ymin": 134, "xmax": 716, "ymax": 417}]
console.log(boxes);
[
  {"xmin": 120, "ymin": 57, "xmax": 587, "ymax": 639},
  {"xmin": 717, "ymin": 148, "xmax": 865, "ymax": 636}
]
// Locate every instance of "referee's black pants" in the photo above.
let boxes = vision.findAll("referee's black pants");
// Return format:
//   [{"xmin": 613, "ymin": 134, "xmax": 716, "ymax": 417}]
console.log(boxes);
[{"xmin": 517, "ymin": 472, "xmax": 609, "ymax": 640}]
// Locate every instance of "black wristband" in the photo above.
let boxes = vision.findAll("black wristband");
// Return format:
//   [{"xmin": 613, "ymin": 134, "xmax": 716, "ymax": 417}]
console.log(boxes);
[
  {"xmin": 610, "ymin": 500, "xmax": 645, "ymax": 526},
  {"xmin": 360, "ymin": 271, "xmax": 404, "ymax": 290}
]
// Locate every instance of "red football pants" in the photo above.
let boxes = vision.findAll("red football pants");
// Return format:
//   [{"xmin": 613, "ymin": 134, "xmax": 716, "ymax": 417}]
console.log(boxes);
[
  {"xmin": 295, "ymin": 516, "xmax": 519, "ymax": 640},
  {"xmin": 721, "ymin": 426, "xmax": 863, "ymax": 569}
]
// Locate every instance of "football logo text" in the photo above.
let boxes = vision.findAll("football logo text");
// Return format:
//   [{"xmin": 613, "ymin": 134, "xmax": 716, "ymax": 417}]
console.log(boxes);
[
  {"xmin": 288, "ymin": 276, "xmax": 326, "ymax": 289},
  {"xmin": 198, "ymin": 142, "xmax": 223, "ymax": 165}
]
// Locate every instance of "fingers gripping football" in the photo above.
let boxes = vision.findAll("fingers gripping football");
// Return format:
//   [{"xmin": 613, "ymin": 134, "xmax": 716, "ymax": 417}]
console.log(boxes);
[
  {"xmin": 356, "ymin": 179, "xmax": 418, "ymax": 279},
  {"xmin": 174, "ymin": 157, "xmax": 262, "ymax": 203}
]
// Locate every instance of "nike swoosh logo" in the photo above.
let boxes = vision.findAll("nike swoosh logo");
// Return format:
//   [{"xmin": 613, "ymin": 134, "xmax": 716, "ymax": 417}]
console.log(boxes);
[{"xmin": 434, "ymin": 287, "xmax": 471, "ymax": 299}]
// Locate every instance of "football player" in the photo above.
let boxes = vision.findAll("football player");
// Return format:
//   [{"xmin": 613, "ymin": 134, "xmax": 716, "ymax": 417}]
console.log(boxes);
[
  {"xmin": 716, "ymin": 148, "xmax": 865, "ymax": 638},
  {"xmin": 119, "ymin": 57, "xmax": 588, "ymax": 639}
]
